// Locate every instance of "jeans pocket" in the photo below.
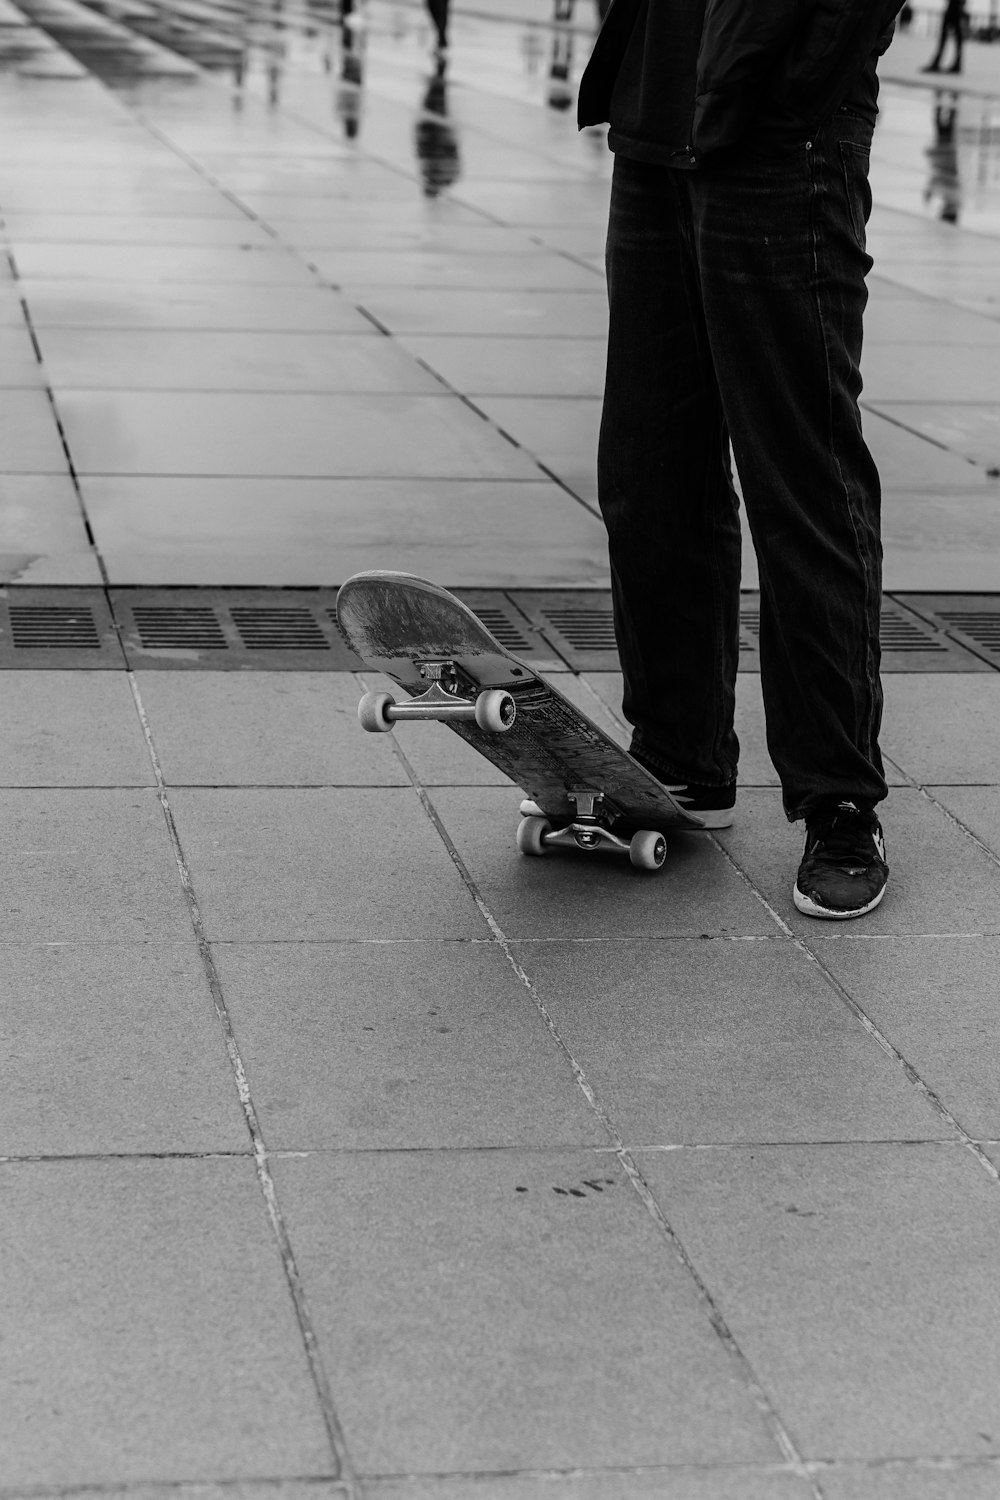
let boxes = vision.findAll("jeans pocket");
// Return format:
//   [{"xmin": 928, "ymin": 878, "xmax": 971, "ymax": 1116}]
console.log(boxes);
[{"xmin": 839, "ymin": 139, "xmax": 873, "ymax": 253}]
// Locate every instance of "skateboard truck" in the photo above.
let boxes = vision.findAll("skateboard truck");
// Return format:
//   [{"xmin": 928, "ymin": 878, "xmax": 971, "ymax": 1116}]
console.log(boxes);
[
  {"xmin": 518, "ymin": 792, "xmax": 667, "ymax": 871},
  {"xmin": 358, "ymin": 660, "xmax": 516, "ymax": 734}
]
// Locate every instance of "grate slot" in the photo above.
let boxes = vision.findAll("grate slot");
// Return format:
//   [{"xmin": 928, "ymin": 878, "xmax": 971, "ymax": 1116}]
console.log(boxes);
[
  {"xmin": 9, "ymin": 605, "xmax": 100, "ymax": 648},
  {"xmin": 540, "ymin": 608, "xmax": 618, "ymax": 650},
  {"xmin": 471, "ymin": 607, "xmax": 533, "ymax": 652},
  {"xmin": 230, "ymin": 607, "xmax": 329, "ymax": 651},
  {"xmin": 879, "ymin": 616, "xmax": 949, "ymax": 652},
  {"xmin": 937, "ymin": 612, "xmax": 1000, "ymax": 648},
  {"xmin": 133, "ymin": 606, "xmax": 227, "ymax": 650}
]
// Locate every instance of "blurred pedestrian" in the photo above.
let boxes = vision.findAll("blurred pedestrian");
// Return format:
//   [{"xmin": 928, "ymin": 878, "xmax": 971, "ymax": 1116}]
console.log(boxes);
[
  {"xmin": 425, "ymin": 0, "xmax": 449, "ymax": 52},
  {"xmin": 922, "ymin": 0, "xmax": 967, "ymax": 72},
  {"xmin": 578, "ymin": 0, "xmax": 905, "ymax": 919}
]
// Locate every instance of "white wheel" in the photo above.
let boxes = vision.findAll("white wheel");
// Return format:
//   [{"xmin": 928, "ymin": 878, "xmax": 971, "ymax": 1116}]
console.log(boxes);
[
  {"xmin": 629, "ymin": 829, "xmax": 667, "ymax": 871},
  {"xmin": 517, "ymin": 815, "xmax": 551, "ymax": 857},
  {"xmin": 358, "ymin": 690, "xmax": 396, "ymax": 733},
  {"xmin": 519, "ymin": 799, "xmax": 545, "ymax": 818},
  {"xmin": 475, "ymin": 689, "xmax": 516, "ymax": 733}
]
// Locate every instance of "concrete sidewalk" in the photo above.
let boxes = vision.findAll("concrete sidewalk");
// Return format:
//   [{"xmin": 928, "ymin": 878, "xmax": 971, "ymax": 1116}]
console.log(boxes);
[{"xmin": 1, "ymin": 2, "xmax": 1000, "ymax": 1496}]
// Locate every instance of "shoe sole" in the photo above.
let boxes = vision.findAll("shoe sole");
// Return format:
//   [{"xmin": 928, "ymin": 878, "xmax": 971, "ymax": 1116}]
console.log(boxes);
[
  {"xmin": 792, "ymin": 881, "xmax": 887, "ymax": 920},
  {"xmin": 693, "ymin": 808, "xmax": 735, "ymax": 830}
]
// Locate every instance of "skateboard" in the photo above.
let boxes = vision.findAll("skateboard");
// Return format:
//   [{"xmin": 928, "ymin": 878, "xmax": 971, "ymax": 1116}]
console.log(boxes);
[{"xmin": 336, "ymin": 571, "xmax": 706, "ymax": 871}]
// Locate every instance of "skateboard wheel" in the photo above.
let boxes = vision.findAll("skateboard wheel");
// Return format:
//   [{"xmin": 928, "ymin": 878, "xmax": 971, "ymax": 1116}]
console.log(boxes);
[
  {"xmin": 475, "ymin": 689, "xmax": 516, "ymax": 733},
  {"xmin": 516, "ymin": 814, "xmax": 551, "ymax": 857},
  {"xmin": 358, "ymin": 690, "xmax": 396, "ymax": 733},
  {"xmin": 629, "ymin": 829, "xmax": 667, "ymax": 871}
]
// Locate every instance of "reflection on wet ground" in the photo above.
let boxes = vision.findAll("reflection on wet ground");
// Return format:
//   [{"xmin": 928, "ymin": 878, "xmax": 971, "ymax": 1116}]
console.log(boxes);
[
  {"xmin": 874, "ymin": 83, "xmax": 1000, "ymax": 232},
  {"xmin": 2, "ymin": 0, "xmax": 998, "ymax": 232}
]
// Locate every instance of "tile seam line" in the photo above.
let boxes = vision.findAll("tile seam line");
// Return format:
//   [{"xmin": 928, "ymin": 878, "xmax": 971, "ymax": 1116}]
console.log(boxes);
[
  {"xmin": 884, "ymin": 750, "xmax": 1000, "ymax": 882},
  {"xmin": 124, "ymin": 669, "xmax": 358, "ymax": 1493},
  {"xmin": 0, "ymin": 1482, "xmax": 353, "ymax": 1500},
  {"xmin": 3, "ymin": 1136, "xmax": 981, "ymax": 1165},
  {"xmin": 1, "ymin": 244, "xmax": 108, "ymax": 585},
  {"xmin": 365, "ymin": 673, "xmax": 820, "ymax": 1496},
  {"xmin": 704, "ymin": 829, "xmax": 1000, "ymax": 1184}
]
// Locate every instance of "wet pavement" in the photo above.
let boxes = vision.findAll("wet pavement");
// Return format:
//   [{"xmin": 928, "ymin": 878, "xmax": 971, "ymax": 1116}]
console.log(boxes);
[{"xmin": 1, "ymin": 3, "xmax": 1000, "ymax": 1496}]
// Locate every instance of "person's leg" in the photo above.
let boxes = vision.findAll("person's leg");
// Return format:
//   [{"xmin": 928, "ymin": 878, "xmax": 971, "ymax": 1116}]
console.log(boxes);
[
  {"xmin": 690, "ymin": 112, "xmax": 887, "ymax": 823},
  {"xmin": 600, "ymin": 154, "xmax": 742, "ymax": 795},
  {"xmin": 946, "ymin": 1, "xmax": 965, "ymax": 70},
  {"xmin": 923, "ymin": 10, "xmax": 947, "ymax": 68},
  {"xmin": 425, "ymin": 0, "xmax": 449, "ymax": 48}
]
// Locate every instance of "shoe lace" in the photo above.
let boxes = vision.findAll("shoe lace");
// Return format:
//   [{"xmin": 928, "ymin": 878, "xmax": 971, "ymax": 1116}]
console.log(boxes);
[{"xmin": 807, "ymin": 802, "xmax": 877, "ymax": 870}]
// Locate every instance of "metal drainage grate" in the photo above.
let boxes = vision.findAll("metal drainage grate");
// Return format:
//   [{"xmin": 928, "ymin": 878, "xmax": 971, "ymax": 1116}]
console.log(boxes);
[
  {"xmin": 880, "ymin": 613, "xmax": 948, "ymax": 653},
  {"xmin": 719, "ymin": 597, "xmax": 977, "ymax": 672},
  {"xmin": 541, "ymin": 608, "xmax": 618, "ymax": 652},
  {"xmin": 133, "ymin": 607, "xmax": 227, "ymax": 651},
  {"xmin": 455, "ymin": 591, "xmax": 558, "ymax": 665},
  {"xmin": 230, "ymin": 607, "xmax": 329, "ymax": 651},
  {"xmin": 469, "ymin": 607, "xmax": 533, "ymax": 653},
  {"xmin": 1, "ymin": 587, "xmax": 997, "ymax": 672},
  {"xmin": 8, "ymin": 604, "xmax": 100, "ymax": 648},
  {"xmin": 0, "ymin": 589, "xmax": 124, "ymax": 668},
  {"xmin": 896, "ymin": 595, "xmax": 1000, "ymax": 670},
  {"xmin": 111, "ymin": 589, "xmax": 358, "ymax": 670},
  {"xmin": 938, "ymin": 612, "xmax": 1000, "ymax": 647}
]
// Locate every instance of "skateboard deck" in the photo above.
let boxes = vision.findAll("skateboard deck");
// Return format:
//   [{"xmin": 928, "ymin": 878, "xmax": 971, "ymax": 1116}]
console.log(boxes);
[{"xmin": 336, "ymin": 571, "xmax": 705, "ymax": 870}]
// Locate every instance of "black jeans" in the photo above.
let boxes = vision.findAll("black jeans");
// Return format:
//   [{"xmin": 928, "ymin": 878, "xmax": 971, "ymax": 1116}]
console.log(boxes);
[{"xmin": 599, "ymin": 112, "xmax": 887, "ymax": 821}]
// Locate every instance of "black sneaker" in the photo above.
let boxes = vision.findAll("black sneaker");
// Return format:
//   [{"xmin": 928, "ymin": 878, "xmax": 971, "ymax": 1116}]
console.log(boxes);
[
  {"xmin": 794, "ymin": 801, "xmax": 888, "ymax": 920},
  {"xmin": 629, "ymin": 750, "xmax": 736, "ymax": 828},
  {"xmin": 668, "ymin": 780, "xmax": 737, "ymax": 829}
]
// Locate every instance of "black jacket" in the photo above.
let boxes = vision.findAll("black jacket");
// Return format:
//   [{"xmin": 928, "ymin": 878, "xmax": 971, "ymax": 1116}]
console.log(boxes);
[{"xmin": 578, "ymin": 0, "xmax": 904, "ymax": 160}]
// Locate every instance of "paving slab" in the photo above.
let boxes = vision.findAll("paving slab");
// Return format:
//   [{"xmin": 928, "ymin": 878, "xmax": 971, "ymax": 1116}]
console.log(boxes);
[
  {"xmin": 271, "ymin": 1149, "xmax": 779, "ymax": 1474},
  {"xmin": 137, "ymin": 672, "xmax": 409, "ymax": 788},
  {"xmin": 167, "ymin": 786, "xmax": 485, "ymax": 941},
  {"xmin": 426, "ymin": 785, "xmax": 774, "ymax": 939},
  {"xmin": 15, "ymin": 241, "xmax": 317, "ymax": 285},
  {"xmin": 351, "ymin": 288, "xmax": 608, "ymax": 338},
  {"xmin": 881, "ymin": 488, "xmax": 1000, "ymax": 591},
  {"xmin": 0, "ymin": 1158, "xmax": 332, "ymax": 1483},
  {"xmin": 21, "ymin": 279, "xmax": 375, "ymax": 332},
  {"xmin": 863, "ymin": 291, "xmax": 1000, "ymax": 347},
  {"xmin": 861, "ymin": 341, "xmax": 1000, "ymax": 402},
  {"xmin": 36, "ymin": 329, "xmax": 440, "ymax": 394},
  {"xmin": 0, "ymin": 324, "xmax": 44, "ymax": 385},
  {"xmin": 867, "ymin": 401, "xmax": 1000, "ymax": 470},
  {"xmin": 816, "ymin": 934, "xmax": 1000, "ymax": 1143},
  {"xmin": 3, "ymin": 211, "xmax": 290, "ymax": 244},
  {"xmin": 929, "ymin": 785, "xmax": 1000, "ymax": 861},
  {"xmin": 396, "ymin": 333, "xmax": 607, "ymax": 397},
  {"xmin": 862, "ymin": 405, "xmax": 989, "ymax": 488},
  {"xmin": 83, "ymin": 476, "xmax": 609, "ymax": 588},
  {"xmin": 512, "ymin": 938, "xmax": 947, "ymax": 1146},
  {"xmin": 636, "ymin": 1144, "xmax": 1000, "ymax": 1461},
  {"xmin": 57, "ymin": 391, "xmax": 544, "ymax": 479},
  {"xmin": 214, "ymin": 939, "xmax": 603, "ymax": 1149},
  {"xmin": 0, "ymin": 941, "xmax": 248, "ymax": 1154},
  {"xmin": 0, "ymin": 387, "xmax": 73, "ymax": 472},
  {"xmin": 472, "ymin": 394, "xmax": 600, "ymax": 496},
  {"xmin": 0, "ymin": 788, "xmax": 192, "ymax": 941},
  {"xmin": 364, "ymin": 1471, "xmax": 814, "ymax": 1499},
  {"xmin": 819, "ymin": 1463, "xmax": 1000, "ymax": 1499},
  {"xmin": 880, "ymin": 675, "xmax": 1000, "ymax": 783},
  {"xmin": 318, "ymin": 251, "xmax": 601, "ymax": 291},
  {"xmin": 0, "ymin": 672, "xmax": 153, "ymax": 786},
  {"xmin": 716, "ymin": 786, "xmax": 1000, "ymax": 937}
]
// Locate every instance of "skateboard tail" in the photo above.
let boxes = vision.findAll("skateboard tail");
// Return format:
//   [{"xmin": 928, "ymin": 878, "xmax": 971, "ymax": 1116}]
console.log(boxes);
[{"xmin": 337, "ymin": 571, "xmax": 500, "ymax": 663}]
